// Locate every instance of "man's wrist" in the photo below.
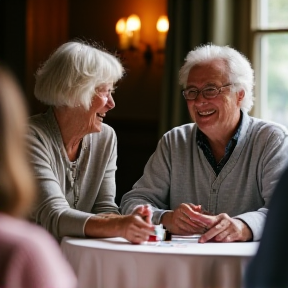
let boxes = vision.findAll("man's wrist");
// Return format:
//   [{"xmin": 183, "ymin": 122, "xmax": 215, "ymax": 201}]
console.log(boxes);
[
  {"xmin": 235, "ymin": 218, "xmax": 253, "ymax": 241},
  {"xmin": 160, "ymin": 211, "xmax": 173, "ymax": 231}
]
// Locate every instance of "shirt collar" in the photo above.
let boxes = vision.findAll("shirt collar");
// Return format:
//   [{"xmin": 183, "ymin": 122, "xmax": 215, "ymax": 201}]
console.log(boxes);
[{"xmin": 196, "ymin": 110, "xmax": 243, "ymax": 148}]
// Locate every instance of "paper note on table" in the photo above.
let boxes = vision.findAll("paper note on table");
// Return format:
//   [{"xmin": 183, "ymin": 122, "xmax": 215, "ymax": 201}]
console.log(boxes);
[
  {"xmin": 172, "ymin": 234, "xmax": 201, "ymax": 241},
  {"xmin": 143, "ymin": 234, "xmax": 201, "ymax": 247},
  {"xmin": 143, "ymin": 234, "xmax": 202, "ymax": 247}
]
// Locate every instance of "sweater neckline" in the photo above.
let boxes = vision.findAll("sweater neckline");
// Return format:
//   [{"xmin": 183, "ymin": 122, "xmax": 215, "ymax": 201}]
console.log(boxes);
[{"xmin": 45, "ymin": 107, "xmax": 89, "ymax": 164}]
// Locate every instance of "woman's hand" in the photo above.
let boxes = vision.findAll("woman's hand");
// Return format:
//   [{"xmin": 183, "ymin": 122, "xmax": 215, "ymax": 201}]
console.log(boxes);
[
  {"xmin": 84, "ymin": 213, "xmax": 154, "ymax": 243},
  {"xmin": 132, "ymin": 204, "xmax": 153, "ymax": 224},
  {"xmin": 118, "ymin": 214, "xmax": 155, "ymax": 244}
]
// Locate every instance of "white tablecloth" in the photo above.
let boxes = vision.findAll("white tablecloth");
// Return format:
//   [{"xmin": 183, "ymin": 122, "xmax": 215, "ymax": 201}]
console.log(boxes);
[{"xmin": 61, "ymin": 236, "xmax": 259, "ymax": 288}]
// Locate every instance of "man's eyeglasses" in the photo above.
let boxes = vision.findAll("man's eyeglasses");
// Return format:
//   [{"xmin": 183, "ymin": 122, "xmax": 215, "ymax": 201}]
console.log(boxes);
[{"xmin": 181, "ymin": 84, "xmax": 233, "ymax": 100}]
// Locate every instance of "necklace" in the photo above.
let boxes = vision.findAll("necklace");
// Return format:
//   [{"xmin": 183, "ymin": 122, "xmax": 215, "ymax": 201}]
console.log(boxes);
[{"xmin": 68, "ymin": 160, "xmax": 79, "ymax": 208}]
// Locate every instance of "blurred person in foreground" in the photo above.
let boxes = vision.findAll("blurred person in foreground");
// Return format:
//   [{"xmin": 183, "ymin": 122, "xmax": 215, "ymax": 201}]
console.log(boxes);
[
  {"xmin": 27, "ymin": 41, "xmax": 154, "ymax": 243},
  {"xmin": 0, "ymin": 64, "xmax": 77, "ymax": 288},
  {"xmin": 245, "ymin": 164, "xmax": 288, "ymax": 288},
  {"xmin": 121, "ymin": 44, "xmax": 288, "ymax": 243}
]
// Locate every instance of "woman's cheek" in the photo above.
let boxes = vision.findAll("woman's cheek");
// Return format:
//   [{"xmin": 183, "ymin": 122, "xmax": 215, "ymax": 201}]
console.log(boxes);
[
  {"xmin": 98, "ymin": 96, "xmax": 108, "ymax": 107},
  {"xmin": 92, "ymin": 96, "xmax": 106, "ymax": 109}
]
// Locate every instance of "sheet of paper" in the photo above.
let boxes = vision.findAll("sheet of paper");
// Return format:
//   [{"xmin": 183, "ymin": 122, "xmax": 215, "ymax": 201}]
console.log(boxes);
[{"xmin": 172, "ymin": 234, "xmax": 201, "ymax": 240}]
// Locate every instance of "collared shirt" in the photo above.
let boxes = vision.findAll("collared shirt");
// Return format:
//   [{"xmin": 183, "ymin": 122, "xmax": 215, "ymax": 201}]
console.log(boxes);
[
  {"xmin": 121, "ymin": 110, "xmax": 288, "ymax": 241},
  {"xmin": 196, "ymin": 111, "xmax": 243, "ymax": 175}
]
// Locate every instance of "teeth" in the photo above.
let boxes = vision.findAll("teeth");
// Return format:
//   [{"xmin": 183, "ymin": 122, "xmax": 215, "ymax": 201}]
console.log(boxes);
[{"xmin": 198, "ymin": 110, "xmax": 215, "ymax": 116}]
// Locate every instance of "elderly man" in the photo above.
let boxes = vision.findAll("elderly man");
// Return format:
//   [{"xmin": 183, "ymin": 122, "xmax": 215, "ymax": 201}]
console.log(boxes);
[{"xmin": 120, "ymin": 44, "xmax": 288, "ymax": 243}]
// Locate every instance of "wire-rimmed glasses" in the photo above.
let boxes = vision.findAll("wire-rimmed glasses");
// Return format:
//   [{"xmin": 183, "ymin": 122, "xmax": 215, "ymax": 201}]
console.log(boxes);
[{"xmin": 181, "ymin": 83, "xmax": 233, "ymax": 100}]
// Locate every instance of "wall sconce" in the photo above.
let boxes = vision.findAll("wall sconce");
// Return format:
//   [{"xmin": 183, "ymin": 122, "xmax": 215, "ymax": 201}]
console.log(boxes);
[
  {"xmin": 115, "ymin": 14, "xmax": 141, "ymax": 50},
  {"xmin": 115, "ymin": 14, "xmax": 169, "ymax": 64},
  {"xmin": 156, "ymin": 15, "xmax": 169, "ymax": 51}
]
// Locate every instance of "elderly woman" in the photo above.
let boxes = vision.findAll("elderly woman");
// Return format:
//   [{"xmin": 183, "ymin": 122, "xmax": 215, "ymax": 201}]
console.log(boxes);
[
  {"xmin": 0, "ymin": 65, "xmax": 77, "ymax": 288},
  {"xmin": 121, "ymin": 44, "xmax": 288, "ymax": 243},
  {"xmin": 28, "ymin": 41, "xmax": 153, "ymax": 243}
]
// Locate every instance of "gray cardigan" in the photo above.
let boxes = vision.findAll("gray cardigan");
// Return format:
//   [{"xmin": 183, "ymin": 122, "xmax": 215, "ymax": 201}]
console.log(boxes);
[
  {"xmin": 27, "ymin": 108, "xmax": 119, "ymax": 240},
  {"xmin": 121, "ymin": 112, "xmax": 288, "ymax": 241}
]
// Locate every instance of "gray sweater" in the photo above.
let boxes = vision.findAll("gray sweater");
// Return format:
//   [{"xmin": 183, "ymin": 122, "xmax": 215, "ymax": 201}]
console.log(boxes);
[
  {"xmin": 121, "ymin": 112, "xmax": 288, "ymax": 241},
  {"xmin": 27, "ymin": 108, "xmax": 119, "ymax": 240}
]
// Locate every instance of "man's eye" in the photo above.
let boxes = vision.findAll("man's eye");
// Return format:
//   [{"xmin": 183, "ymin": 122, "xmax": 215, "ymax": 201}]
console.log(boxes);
[{"xmin": 188, "ymin": 90, "xmax": 197, "ymax": 95}]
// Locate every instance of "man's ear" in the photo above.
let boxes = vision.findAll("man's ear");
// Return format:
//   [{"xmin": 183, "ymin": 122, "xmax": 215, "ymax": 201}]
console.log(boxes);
[{"xmin": 237, "ymin": 89, "xmax": 245, "ymax": 104}]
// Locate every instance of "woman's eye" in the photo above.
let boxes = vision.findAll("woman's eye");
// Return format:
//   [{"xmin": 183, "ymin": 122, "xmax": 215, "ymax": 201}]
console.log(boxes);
[{"xmin": 110, "ymin": 87, "xmax": 117, "ymax": 94}]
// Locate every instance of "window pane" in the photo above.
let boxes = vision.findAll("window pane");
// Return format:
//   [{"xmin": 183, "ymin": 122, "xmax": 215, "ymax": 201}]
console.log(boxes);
[
  {"xmin": 261, "ymin": 34, "xmax": 288, "ymax": 127},
  {"xmin": 260, "ymin": 0, "xmax": 288, "ymax": 29}
]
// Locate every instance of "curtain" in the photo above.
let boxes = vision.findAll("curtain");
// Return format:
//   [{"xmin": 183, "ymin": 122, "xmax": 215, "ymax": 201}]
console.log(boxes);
[
  {"xmin": 26, "ymin": 0, "xmax": 69, "ymax": 115},
  {"xmin": 159, "ymin": 0, "xmax": 251, "ymax": 136}
]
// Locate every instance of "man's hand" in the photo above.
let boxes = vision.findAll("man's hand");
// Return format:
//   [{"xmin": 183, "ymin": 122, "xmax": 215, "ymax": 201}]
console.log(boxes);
[
  {"xmin": 197, "ymin": 213, "xmax": 253, "ymax": 243},
  {"xmin": 160, "ymin": 203, "xmax": 252, "ymax": 242},
  {"xmin": 160, "ymin": 203, "xmax": 209, "ymax": 235},
  {"xmin": 181, "ymin": 209, "xmax": 253, "ymax": 242}
]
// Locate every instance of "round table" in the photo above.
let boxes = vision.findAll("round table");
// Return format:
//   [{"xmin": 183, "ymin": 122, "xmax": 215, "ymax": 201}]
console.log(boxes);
[{"xmin": 61, "ymin": 236, "xmax": 259, "ymax": 288}]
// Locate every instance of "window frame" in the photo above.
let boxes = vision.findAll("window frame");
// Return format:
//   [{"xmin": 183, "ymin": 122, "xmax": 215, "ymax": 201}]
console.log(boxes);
[{"xmin": 251, "ymin": 0, "xmax": 288, "ymax": 121}]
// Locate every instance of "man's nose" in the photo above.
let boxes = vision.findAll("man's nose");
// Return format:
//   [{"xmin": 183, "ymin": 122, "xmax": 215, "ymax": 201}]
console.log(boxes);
[{"xmin": 194, "ymin": 90, "xmax": 206, "ymax": 102}]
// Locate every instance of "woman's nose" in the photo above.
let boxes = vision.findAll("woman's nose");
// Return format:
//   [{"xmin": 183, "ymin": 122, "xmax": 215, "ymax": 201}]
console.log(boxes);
[{"xmin": 106, "ymin": 94, "xmax": 115, "ymax": 110}]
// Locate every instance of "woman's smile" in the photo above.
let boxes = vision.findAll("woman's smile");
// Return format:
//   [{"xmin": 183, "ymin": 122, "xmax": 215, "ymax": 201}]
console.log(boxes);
[{"xmin": 96, "ymin": 112, "xmax": 106, "ymax": 122}]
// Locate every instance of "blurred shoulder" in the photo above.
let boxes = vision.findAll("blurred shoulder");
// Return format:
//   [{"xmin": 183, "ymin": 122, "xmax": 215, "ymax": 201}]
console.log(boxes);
[
  {"xmin": 0, "ymin": 213, "xmax": 77, "ymax": 288},
  {"xmin": 0, "ymin": 213, "xmax": 59, "ymax": 250}
]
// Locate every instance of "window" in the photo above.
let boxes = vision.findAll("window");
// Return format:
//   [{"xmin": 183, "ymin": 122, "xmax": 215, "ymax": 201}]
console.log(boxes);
[{"xmin": 252, "ymin": 0, "xmax": 288, "ymax": 127}]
